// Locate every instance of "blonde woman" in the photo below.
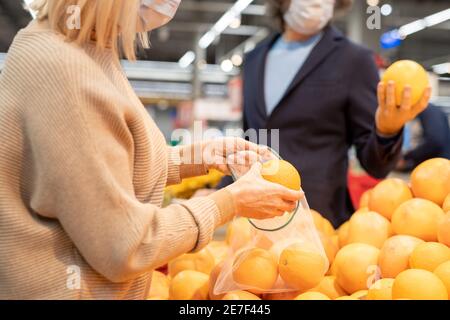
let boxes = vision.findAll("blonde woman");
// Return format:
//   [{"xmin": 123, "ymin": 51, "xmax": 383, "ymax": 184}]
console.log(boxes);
[{"xmin": 0, "ymin": 0, "xmax": 301, "ymax": 299}]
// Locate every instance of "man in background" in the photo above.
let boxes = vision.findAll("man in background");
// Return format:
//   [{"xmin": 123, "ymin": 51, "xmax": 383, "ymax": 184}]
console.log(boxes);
[
  {"xmin": 396, "ymin": 104, "xmax": 450, "ymax": 172},
  {"xmin": 0, "ymin": 0, "xmax": 31, "ymax": 52}
]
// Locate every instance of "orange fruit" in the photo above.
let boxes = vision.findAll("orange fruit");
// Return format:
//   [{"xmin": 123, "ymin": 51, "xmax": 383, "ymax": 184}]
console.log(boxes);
[
  {"xmin": 169, "ymin": 270, "xmax": 209, "ymax": 300},
  {"xmin": 309, "ymin": 275, "xmax": 346, "ymax": 299},
  {"xmin": 337, "ymin": 221, "xmax": 350, "ymax": 248},
  {"xmin": 262, "ymin": 291, "xmax": 301, "ymax": 300},
  {"xmin": 335, "ymin": 296, "xmax": 358, "ymax": 300},
  {"xmin": 391, "ymin": 198, "xmax": 445, "ymax": 241},
  {"xmin": 319, "ymin": 232, "xmax": 339, "ymax": 265},
  {"xmin": 359, "ymin": 189, "xmax": 372, "ymax": 209},
  {"xmin": 409, "ymin": 242, "xmax": 450, "ymax": 272},
  {"xmin": 434, "ymin": 261, "xmax": 450, "ymax": 298},
  {"xmin": 381, "ymin": 60, "xmax": 429, "ymax": 106},
  {"xmin": 411, "ymin": 158, "xmax": 450, "ymax": 206},
  {"xmin": 378, "ymin": 235, "xmax": 424, "ymax": 278},
  {"xmin": 294, "ymin": 292, "xmax": 330, "ymax": 300},
  {"xmin": 311, "ymin": 210, "xmax": 335, "ymax": 237},
  {"xmin": 346, "ymin": 211, "xmax": 392, "ymax": 248},
  {"xmin": 368, "ymin": 179, "xmax": 413, "ymax": 220},
  {"xmin": 334, "ymin": 243, "xmax": 380, "ymax": 294},
  {"xmin": 208, "ymin": 261, "xmax": 225, "ymax": 300},
  {"xmin": 207, "ymin": 241, "xmax": 230, "ymax": 264},
  {"xmin": 392, "ymin": 269, "xmax": 448, "ymax": 300},
  {"xmin": 328, "ymin": 260, "xmax": 338, "ymax": 277},
  {"xmin": 261, "ymin": 159, "xmax": 301, "ymax": 191},
  {"xmin": 366, "ymin": 278, "xmax": 394, "ymax": 300},
  {"xmin": 443, "ymin": 194, "xmax": 450, "ymax": 213},
  {"xmin": 278, "ymin": 242, "xmax": 327, "ymax": 292},
  {"xmin": 148, "ymin": 271, "xmax": 170, "ymax": 300},
  {"xmin": 354, "ymin": 207, "xmax": 370, "ymax": 215},
  {"xmin": 225, "ymin": 218, "xmax": 255, "ymax": 250},
  {"xmin": 438, "ymin": 214, "xmax": 450, "ymax": 247},
  {"xmin": 222, "ymin": 291, "xmax": 261, "ymax": 300},
  {"xmin": 351, "ymin": 290, "xmax": 368, "ymax": 299},
  {"xmin": 168, "ymin": 247, "xmax": 215, "ymax": 278},
  {"xmin": 232, "ymin": 248, "xmax": 278, "ymax": 293}
]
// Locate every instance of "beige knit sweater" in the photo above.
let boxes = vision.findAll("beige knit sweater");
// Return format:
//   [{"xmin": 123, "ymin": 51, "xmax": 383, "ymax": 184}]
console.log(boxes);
[{"xmin": 0, "ymin": 21, "xmax": 235, "ymax": 300}]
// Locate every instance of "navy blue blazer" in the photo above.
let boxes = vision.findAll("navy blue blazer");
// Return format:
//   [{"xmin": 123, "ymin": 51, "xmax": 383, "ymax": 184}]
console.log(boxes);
[{"xmin": 241, "ymin": 26, "xmax": 403, "ymax": 227}]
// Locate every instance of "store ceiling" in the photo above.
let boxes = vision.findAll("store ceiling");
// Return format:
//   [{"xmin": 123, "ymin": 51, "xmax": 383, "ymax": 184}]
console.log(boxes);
[
  {"xmin": 0, "ymin": 0, "xmax": 449, "ymax": 67},
  {"xmin": 139, "ymin": 0, "xmax": 450, "ymax": 67}
]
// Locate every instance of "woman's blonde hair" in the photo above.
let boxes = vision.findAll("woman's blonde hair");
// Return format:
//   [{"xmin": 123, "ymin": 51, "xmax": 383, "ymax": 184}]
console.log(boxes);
[{"xmin": 29, "ymin": 0, "xmax": 148, "ymax": 60}]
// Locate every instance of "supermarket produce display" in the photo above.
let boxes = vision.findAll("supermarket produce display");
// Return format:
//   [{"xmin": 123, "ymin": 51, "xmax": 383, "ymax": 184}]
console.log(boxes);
[{"xmin": 148, "ymin": 158, "xmax": 450, "ymax": 301}]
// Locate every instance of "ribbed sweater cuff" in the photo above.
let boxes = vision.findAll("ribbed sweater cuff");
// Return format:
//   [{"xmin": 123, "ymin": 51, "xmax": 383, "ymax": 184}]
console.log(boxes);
[
  {"xmin": 180, "ymin": 197, "xmax": 224, "ymax": 252},
  {"xmin": 166, "ymin": 147, "xmax": 182, "ymax": 185},
  {"xmin": 209, "ymin": 188, "xmax": 236, "ymax": 226}
]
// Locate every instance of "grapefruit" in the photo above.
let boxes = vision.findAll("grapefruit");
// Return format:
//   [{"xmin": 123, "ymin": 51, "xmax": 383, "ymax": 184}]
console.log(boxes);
[
  {"xmin": 294, "ymin": 292, "xmax": 330, "ymax": 300},
  {"xmin": 261, "ymin": 159, "xmax": 301, "ymax": 191},
  {"xmin": 311, "ymin": 210, "xmax": 335, "ymax": 237},
  {"xmin": 368, "ymin": 179, "xmax": 413, "ymax": 220},
  {"xmin": 168, "ymin": 247, "xmax": 215, "ymax": 278},
  {"xmin": 334, "ymin": 243, "xmax": 380, "ymax": 294},
  {"xmin": 392, "ymin": 269, "xmax": 448, "ymax": 300},
  {"xmin": 409, "ymin": 242, "xmax": 450, "ymax": 272},
  {"xmin": 438, "ymin": 213, "xmax": 450, "ymax": 247},
  {"xmin": 434, "ymin": 261, "xmax": 450, "ymax": 298},
  {"xmin": 319, "ymin": 232, "xmax": 339, "ymax": 265},
  {"xmin": 378, "ymin": 235, "xmax": 424, "ymax": 278},
  {"xmin": 309, "ymin": 275, "xmax": 346, "ymax": 299},
  {"xmin": 346, "ymin": 211, "xmax": 392, "ymax": 248},
  {"xmin": 278, "ymin": 242, "xmax": 327, "ymax": 292},
  {"xmin": 381, "ymin": 60, "xmax": 429, "ymax": 106},
  {"xmin": 262, "ymin": 291, "xmax": 301, "ymax": 300},
  {"xmin": 232, "ymin": 248, "xmax": 278, "ymax": 293},
  {"xmin": 207, "ymin": 241, "xmax": 229, "ymax": 264},
  {"xmin": 351, "ymin": 290, "xmax": 368, "ymax": 300},
  {"xmin": 335, "ymin": 296, "xmax": 358, "ymax": 300},
  {"xmin": 337, "ymin": 221, "xmax": 350, "ymax": 248},
  {"xmin": 443, "ymin": 194, "xmax": 450, "ymax": 213},
  {"xmin": 169, "ymin": 270, "xmax": 209, "ymax": 300},
  {"xmin": 222, "ymin": 291, "xmax": 261, "ymax": 300},
  {"xmin": 391, "ymin": 198, "xmax": 445, "ymax": 241},
  {"xmin": 225, "ymin": 218, "xmax": 255, "ymax": 250},
  {"xmin": 208, "ymin": 261, "xmax": 225, "ymax": 300},
  {"xmin": 366, "ymin": 278, "xmax": 394, "ymax": 300},
  {"xmin": 411, "ymin": 158, "xmax": 450, "ymax": 206},
  {"xmin": 359, "ymin": 189, "xmax": 372, "ymax": 209},
  {"xmin": 148, "ymin": 271, "xmax": 170, "ymax": 300}
]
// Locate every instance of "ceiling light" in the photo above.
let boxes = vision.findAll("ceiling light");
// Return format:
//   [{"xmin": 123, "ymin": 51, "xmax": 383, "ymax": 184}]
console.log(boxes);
[
  {"xmin": 380, "ymin": 4, "xmax": 393, "ymax": 16},
  {"xmin": 178, "ymin": 51, "xmax": 195, "ymax": 69},
  {"xmin": 220, "ymin": 59, "xmax": 234, "ymax": 73},
  {"xmin": 231, "ymin": 54, "xmax": 243, "ymax": 67}
]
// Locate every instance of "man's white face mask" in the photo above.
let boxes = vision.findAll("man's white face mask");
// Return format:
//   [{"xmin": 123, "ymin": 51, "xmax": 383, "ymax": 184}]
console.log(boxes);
[
  {"xmin": 284, "ymin": 0, "xmax": 335, "ymax": 35},
  {"xmin": 137, "ymin": 0, "xmax": 181, "ymax": 32}
]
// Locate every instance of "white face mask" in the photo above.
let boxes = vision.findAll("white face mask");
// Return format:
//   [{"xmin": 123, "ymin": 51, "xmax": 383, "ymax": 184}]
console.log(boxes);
[
  {"xmin": 284, "ymin": 0, "xmax": 335, "ymax": 35},
  {"xmin": 137, "ymin": 0, "xmax": 181, "ymax": 32}
]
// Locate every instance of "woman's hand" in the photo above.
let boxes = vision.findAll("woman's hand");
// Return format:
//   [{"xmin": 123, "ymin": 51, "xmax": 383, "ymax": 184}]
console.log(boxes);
[
  {"xmin": 226, "ymin": 162, "xmax": 304, "ymax": 220},
  {"xmin": 375, "ymin": 81, "xmax": 431, "ymax": 136},
  {"xmin": 201, "ymin": 137, "xmax": 273, "ymax": 175}
]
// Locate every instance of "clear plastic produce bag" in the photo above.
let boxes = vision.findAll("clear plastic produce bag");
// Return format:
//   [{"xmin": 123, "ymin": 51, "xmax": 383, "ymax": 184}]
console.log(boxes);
[{"xmin": 213, "ymin": 150, "xmax": 329, "ymax": 295}]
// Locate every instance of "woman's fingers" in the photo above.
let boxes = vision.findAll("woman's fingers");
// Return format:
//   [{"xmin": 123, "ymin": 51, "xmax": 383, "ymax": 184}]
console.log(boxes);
[
  {"xmin": 412, "ymin": 86, "xmax": 431, "ymax": 115},
  {"xmin": 400, "ymin": 85, "xmax": 412, "ymax": 111}
]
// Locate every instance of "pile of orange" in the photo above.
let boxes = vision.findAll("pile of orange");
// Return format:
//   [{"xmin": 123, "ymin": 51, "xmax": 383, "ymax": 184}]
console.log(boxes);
[{"xmin": 148, "ymin": 157, "xmax": 449, "ymax": 300}]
